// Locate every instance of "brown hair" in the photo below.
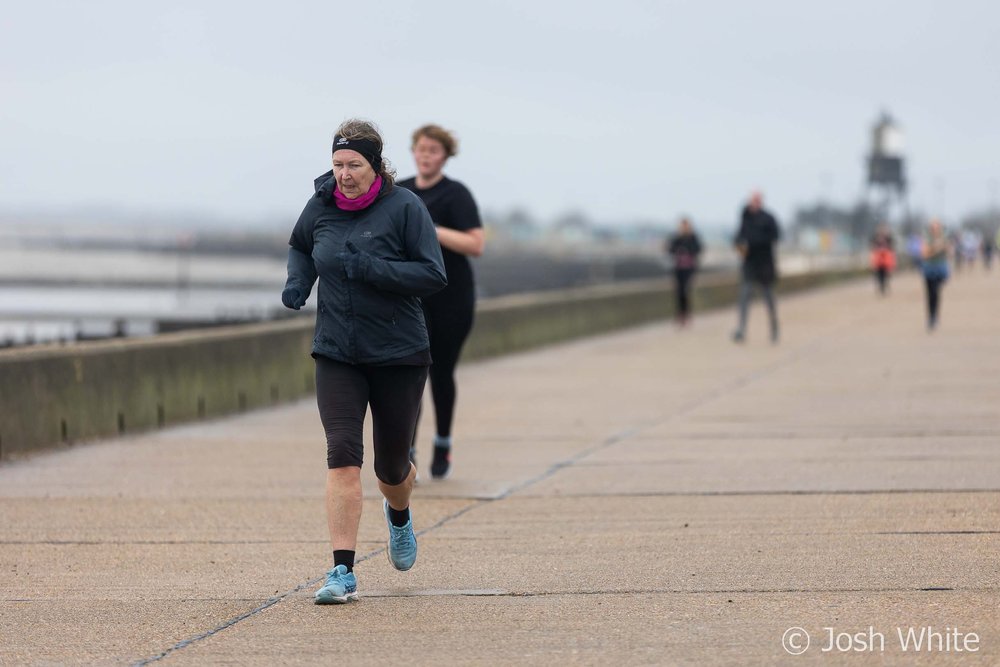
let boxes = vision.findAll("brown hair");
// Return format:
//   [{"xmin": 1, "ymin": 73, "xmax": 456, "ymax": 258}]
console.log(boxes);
[
  {"xmin": 411, "ymin": 124, "xmax": 459, "ymax": 157},
  {"xmin": 333, "ymin": 118, "xmax": 396, "ymax": 188}
]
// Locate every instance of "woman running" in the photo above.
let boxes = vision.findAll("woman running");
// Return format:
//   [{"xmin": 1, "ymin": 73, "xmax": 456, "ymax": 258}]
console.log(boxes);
[
  {"xmin": 398, "ymin": 124, "xmax": 484, "ymax": 480},
  {"xmin": 665, "ymin": 217, "xmax": 702, "ymax": 326},
  {"xmin": 922, "ymin": 218, "xmax": 950, "ymax": 332},
  {"xmin": 282, "ymin": 118, "xmax": 447, "ymax": 604}
]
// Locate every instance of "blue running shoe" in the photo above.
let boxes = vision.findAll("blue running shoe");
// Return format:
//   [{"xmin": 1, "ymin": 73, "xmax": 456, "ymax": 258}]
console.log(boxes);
[
  {"xmin": 383, "ymin": 499, "xmax": 417, "ymax": 571},
  {"xmin": 314, "ymin": 564, "xmax": 358, "ymax": 604}
]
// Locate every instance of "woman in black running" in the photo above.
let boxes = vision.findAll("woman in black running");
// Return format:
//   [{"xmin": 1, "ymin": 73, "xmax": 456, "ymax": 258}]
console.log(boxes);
[
  {"xmin": 282, "ymin": 118, "xmax": 446, "ymax": 604},
  {"xmin": 665, "ymin": 217, "xmax": 702, "ymax": 326},
  {"xmin": 398, "ymin": 124, "xmax": 484, "ymax": 480}
]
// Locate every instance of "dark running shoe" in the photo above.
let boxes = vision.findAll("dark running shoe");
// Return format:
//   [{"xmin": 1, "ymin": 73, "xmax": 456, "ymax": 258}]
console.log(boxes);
[{"xmin": 430, "ymin": 446, "xmax": 451, "ymax": 480}]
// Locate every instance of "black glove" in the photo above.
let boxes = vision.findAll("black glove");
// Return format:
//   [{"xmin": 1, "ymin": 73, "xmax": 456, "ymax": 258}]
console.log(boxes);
[
  {"xmin": 281, "ymin": 286, "xmax": 306, "ymax": 310},
  {"xmin": 340, "ymin": 241, "xmax": 364, "ymax": 280}
]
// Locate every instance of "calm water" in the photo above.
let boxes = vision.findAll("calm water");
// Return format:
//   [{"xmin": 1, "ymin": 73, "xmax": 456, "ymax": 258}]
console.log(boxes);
[
  {"xmin": 0, "ymin": 284, "xmax": 298, "ymax": 345},
  {"xmin": 0, "ymin": 245, "xmax": 294, "ymax": 345}
]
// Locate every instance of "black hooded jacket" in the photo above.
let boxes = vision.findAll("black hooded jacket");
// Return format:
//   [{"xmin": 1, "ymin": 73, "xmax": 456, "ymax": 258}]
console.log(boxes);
[
  {"xmin": 284, "ymin": 171, "xmax": 447, "ymax": 364},
  {"xmin": 734, "ymin": 206, "xmax": 781, "ymax": 284}
]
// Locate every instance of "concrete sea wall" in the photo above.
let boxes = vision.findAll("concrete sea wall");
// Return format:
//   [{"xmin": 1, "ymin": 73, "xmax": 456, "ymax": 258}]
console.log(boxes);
[{"xmin": 0, "ymin": 268, "xmax": 864, "ymax": 460}]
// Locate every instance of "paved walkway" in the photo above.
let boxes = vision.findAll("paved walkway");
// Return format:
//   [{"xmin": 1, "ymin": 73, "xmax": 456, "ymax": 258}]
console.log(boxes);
[{"xmin": 1, "ymin": 270, "xmax": 998, "ymax": 665}]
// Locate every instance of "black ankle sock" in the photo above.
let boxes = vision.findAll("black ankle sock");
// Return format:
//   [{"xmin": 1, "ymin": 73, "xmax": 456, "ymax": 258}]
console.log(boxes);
[
  {"xmin": 333, "ymin": 549, "xmax": 355, "ymax": 573},
  {"xmin": 387, "ymin": 504, "xmax": 410, "ymax": 527}
]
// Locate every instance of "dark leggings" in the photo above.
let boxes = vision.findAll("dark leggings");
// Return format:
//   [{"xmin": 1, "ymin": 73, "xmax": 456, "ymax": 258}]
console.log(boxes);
[
  {"xmin": 674, "ymin": 268, "xmax": 695, "ymax": 317},
  {"xmin": 736, "ymin": 278, "xmax": 778, "ymax": 336},
  {"xmin": 875, "ymin": 268, "xmax": 889, "ymax": 294},
  {"xmin": 421, "ymin": 284, "xmax": 475, "ymax": 439},
  {"xmin": 315, "ymin": 355, "xmax": 428, "ymax": 485},
  {"xmin": 925, "ymin": 276, "xmax": 944, "ymax": 325}
]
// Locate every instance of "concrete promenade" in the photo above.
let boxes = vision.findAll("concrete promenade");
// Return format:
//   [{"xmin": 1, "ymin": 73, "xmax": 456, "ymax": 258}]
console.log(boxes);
[{"xmin": 1, "ymin": 270, "xmax": 998, "ymax": 665}]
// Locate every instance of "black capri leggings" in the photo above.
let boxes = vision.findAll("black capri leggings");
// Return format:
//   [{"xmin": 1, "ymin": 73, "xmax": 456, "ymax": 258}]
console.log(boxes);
[
  {"xmin": 674, "ymin": 268, "xmax": 695, "ymax": 317},
  {"xmin": 315, "ymin": 355, "xmax": 428, "ymax": 485},
  {"xmin": 422, "ymin": 282, "xmax": 475, "ymax": 439},
  {"xmin": 925, "ymin": 276, "xmax": 944, "ymax": 324}
]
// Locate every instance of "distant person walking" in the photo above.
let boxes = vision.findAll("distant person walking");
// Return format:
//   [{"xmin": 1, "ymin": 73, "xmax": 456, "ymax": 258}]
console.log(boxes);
[
  {"xmin": 982, "ymin": 234, "xmax": 994, "ymax": 270},
  {"xmin": 282, "ymin": 118, "xmax": 447, "ymax": 604},
  {"xmin": 960, "ymin": 229, "xmax": 981, "ymax": 271},
  {"xmin": 732, "ymin": 191, "xmax": 781, "ymax": 343},
  {"xmin": 398, "ymin": 125, "xmax": 484, "ymax": 481},
  {"xmin": 922, "ymin": 218, "xmax": 950, "ymax": 332},
  {"xmin": 869, "ymin": 223, "xmax": 896, "ymax": 295},
  {"xmin": 950, "ymin": 230, "xmax": 964, "ymax": 273},
  {"xmin": 665, "ymin": 218, "xmax": 702, "ymax": 326}
]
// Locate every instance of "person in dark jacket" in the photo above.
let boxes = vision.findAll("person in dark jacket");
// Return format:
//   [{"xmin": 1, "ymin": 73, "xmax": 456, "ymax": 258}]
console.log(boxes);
[
  {"xmin": 665, "ymin": 217, "xmax": 702, "ymax": 326},
  {"xmin": 282, "ymin": 118, "xmax": 447, "ymax": 605},
  {"xmin": 732, "ymin": 190, "xmax": 781, "ymax": 343},
  {"xmin": 398, "ymin": 124, "xmax": 484, "ymax": 481}
]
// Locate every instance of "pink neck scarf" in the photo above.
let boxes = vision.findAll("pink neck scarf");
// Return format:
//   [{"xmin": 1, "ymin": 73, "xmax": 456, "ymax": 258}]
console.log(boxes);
[{"xmin": 334, "ymin": 175, "xmax": 383, "ymax": 211}]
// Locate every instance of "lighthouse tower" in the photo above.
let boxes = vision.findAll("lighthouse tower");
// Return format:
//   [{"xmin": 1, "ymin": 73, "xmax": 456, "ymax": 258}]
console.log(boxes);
[{"xmin": 866, "ymin": 111, "xmax": 908, "ymax": 230}]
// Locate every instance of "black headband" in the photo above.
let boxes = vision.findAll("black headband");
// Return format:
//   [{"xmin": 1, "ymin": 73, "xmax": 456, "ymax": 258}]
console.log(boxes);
[{"xmin": 332, "ymin": 135, "xmax": 382, "ymax": 173}]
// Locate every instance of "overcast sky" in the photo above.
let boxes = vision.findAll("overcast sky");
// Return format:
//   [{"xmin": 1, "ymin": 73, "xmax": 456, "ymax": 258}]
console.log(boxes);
[{"xmin": 3, "ymin": 0, "xmax": 998, "ymax": 230}]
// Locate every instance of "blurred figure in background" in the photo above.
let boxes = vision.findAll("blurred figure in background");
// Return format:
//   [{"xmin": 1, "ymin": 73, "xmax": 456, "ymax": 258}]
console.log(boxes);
[
  {"xmin": 732, "ymin": 191, "xmax": 781, "ymax": 344},
  {"xmin": 960, "ymin": 229, "xmax": 981, "ymax": 271},
  {"xmin": 982, "ymin": 233, "xmax": 995, "ymax": 270},
  {"xmin": 398, "ymin": 124, "xmax": 484, "ymax": 480},
  {"xmin": 869, "ymin": 223, "xmax": 896, "ymax": 295},
  {"xmin": 950, "ymin": 229, "xmax": 964, "ymax": 273},
  {"xmin": 665, "ymin": 217, "xmax": 702, "ymax": 326},
  {"xmin": 921, "ymin": 218, "xmax": 950, "ymax": 332}
]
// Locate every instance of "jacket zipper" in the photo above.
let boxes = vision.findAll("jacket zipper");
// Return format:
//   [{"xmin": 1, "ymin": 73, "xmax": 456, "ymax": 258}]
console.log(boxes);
[{"xmin": 343, "ymin": 217, "xmax": 361, "ymax": 362}]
